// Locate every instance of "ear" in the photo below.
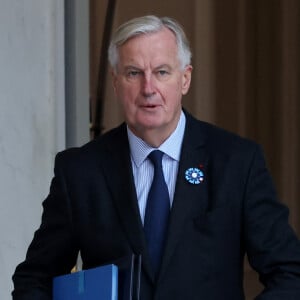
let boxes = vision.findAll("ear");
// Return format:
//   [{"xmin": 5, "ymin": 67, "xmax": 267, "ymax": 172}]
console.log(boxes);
[
  {"xmin": 111, "ymin": 68, "xmax": 118, "ymax": 94},
  {"xmin": 181, "ymin": 65, "xmax": 193, "ymax": 95}
]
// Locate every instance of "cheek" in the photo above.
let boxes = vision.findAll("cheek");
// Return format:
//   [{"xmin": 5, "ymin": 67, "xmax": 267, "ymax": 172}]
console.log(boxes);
[
  {"xmin": 115, "ymin": 86, "xmax": 139, "ymax": 115},
  {"xmin": 160, "ymin": 81, "xmax": 183, "ymax": 102},
  {"xmin": 116, "ymin": 81, "xmax": 139, "ymax": 101}
]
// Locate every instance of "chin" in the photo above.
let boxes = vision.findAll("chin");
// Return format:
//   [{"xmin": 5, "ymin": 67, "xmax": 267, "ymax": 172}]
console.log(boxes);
[{"xmin": 137, "ymin": 118, "xmax": 164, "ymax": 129}]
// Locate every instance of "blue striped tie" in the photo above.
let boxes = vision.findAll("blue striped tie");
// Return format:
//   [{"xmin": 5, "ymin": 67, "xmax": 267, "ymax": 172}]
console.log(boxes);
[{"xmin": 144, "ymin": 150, "xmax": 170, "ymax": 276}]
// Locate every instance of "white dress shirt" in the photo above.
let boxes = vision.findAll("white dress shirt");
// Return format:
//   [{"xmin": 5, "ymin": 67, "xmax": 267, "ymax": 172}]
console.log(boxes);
[{"xmin": 127, "ymin": 111, "xmax": 186, "ymax": 223}]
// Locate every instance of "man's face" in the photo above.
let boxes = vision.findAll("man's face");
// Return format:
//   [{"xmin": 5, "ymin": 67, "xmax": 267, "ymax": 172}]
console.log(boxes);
[{"xmin": 112, "ymin": 28, "xmax": 192, "ymax": 146}]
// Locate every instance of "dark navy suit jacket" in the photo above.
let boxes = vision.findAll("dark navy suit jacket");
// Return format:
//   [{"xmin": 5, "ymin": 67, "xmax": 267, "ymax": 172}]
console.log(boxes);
[{"xmin": 12, "ymin": 112, "xmax": 300, "ymax": 299}]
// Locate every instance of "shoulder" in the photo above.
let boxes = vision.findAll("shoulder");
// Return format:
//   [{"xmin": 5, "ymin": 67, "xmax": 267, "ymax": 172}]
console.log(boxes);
[
  {"xmin": 184, "ymin": 111, "xmax": 262, "ymax": 158},
  {"xmin": 55, "ymin": 123, "xmax": 127, "ymax": 168}
]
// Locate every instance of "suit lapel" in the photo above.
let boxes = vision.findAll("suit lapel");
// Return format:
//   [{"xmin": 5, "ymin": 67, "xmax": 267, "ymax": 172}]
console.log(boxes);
[
  {"xmin": 96, "ymin": 125, "xmax": 154, "ymax": 281},
  {"xmin": 158, "ymin": 114, "xmax": 211, "ymax": 281},
  {"xmin": 94, "ymin": 115, "xmax": 212, "ymax": 283}
]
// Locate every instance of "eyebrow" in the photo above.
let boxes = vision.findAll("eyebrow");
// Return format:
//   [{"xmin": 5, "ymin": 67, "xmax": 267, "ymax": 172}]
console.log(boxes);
[
  {"xmin": 124, "ymin": 65, "xmax": 142, "ymax": 71},
  {"xmin": 123, "ymin": 64, "xmax": 173, "ymax": 72},
  {"xmin": 154, "ymin": 64, "xmax": 172, "ymax": 70}
]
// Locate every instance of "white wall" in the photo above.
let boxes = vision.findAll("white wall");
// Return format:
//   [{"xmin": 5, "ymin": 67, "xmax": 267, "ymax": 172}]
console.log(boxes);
[{"xmin": 0, "ymin": 1, "xmax": 65, "ymax": 299}]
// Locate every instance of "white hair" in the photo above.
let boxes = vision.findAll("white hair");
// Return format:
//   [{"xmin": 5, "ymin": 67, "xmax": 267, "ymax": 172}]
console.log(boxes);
[{"xmin": 108, "ymin": 15, "xmax": 192, "ymax": 71}]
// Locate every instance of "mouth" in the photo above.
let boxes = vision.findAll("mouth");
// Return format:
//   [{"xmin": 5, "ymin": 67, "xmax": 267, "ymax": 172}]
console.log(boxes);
[
  {"xmin": 141, "ymin": 103, "xmax": 161, "ymax": 109},
  {"xmin": 139, "ymin": 105, "xmax": 161, "ymax": 113}
]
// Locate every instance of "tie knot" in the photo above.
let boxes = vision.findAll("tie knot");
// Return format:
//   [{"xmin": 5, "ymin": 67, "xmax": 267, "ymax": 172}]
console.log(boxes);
[{"xmin": 148, "ymin": 150, "xmax": 164, "ymax": 168}]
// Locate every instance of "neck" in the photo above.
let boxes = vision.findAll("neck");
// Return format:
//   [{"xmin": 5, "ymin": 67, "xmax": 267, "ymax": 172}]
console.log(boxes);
[
  {"xmin": 140, "ymin": 130, "xmax": 170, "ymax": 148},
  {"xmin": 129, "ymin": 120, "xmax": 181, "ymax": 148}
]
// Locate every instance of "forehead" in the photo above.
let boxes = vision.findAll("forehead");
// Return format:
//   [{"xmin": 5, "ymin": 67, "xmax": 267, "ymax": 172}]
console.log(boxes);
[{"xmin": 117, "ymin": 28, "xmax": 179, "ymax": 65}]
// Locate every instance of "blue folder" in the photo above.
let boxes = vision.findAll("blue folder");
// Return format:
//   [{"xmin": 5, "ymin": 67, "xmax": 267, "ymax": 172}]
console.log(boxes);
[{"xmin": 53, "ymin": 264, "xmax": 118, "ymax": 300}]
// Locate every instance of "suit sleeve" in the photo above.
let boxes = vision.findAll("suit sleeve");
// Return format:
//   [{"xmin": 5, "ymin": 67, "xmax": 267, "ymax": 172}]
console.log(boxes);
[
  {"xmin": 244, "ymin": 145, "xmax": 300, "ymax": 299},
  {"xmin": 12, "ymin": 152, "xmax": 79, "ymax": 300}
]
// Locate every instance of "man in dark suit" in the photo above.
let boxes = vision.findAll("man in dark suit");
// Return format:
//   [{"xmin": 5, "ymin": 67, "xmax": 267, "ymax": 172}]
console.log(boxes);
[{"xmin": 12, "ymin": 15, "xmax": 300, "ymax": 299}]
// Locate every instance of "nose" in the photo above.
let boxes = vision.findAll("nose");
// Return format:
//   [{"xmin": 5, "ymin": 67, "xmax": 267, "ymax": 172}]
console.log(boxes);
[{"xmin": 141, "ymin": 73, "xmax": 156, "ymax": 98}]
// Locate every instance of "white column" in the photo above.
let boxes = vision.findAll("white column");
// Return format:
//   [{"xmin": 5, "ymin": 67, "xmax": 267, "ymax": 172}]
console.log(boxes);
[{"xmin": 0, "ymin": 1, "xmax": 65, "ymax": 299}]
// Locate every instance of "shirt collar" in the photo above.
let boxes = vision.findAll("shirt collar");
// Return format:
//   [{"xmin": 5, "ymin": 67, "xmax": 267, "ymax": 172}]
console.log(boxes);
[{"xmin": 127, "ymin": 111, "xmax": 186, "ymax": 167}]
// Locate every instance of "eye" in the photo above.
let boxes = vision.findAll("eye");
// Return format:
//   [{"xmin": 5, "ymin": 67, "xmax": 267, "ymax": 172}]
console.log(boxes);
[
  {"xmin": 127, "ymin": 70, "xmax": 141, "ymax": 77},
  {"xmin": 157, "ymin": 70, "xmax": 168, "ymax": 76}
]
